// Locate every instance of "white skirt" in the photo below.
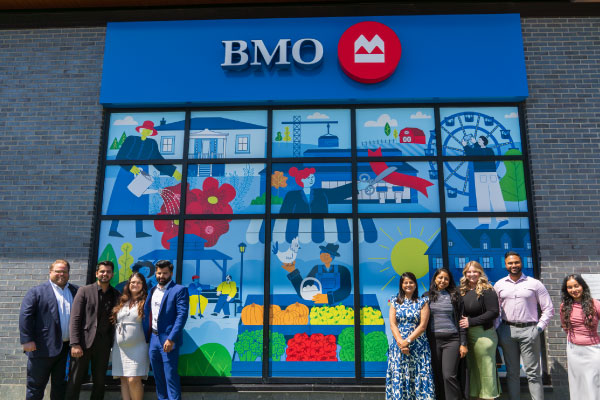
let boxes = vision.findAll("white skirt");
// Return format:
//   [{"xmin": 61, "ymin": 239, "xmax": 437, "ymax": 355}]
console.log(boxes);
[{"xmin": 567, "ymin": 341, "xmax": 600, "ymax": 400}]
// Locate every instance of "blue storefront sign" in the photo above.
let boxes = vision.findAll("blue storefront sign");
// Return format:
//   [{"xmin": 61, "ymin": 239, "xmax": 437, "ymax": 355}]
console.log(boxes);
[{"xmin": 100, "ymin": 14, "xmax": 527, "ymax": 106}]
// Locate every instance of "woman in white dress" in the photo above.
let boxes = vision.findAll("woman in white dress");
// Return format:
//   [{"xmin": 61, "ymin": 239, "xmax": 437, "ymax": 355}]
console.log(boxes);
[{"xmin": 111, "ymin": 272, "xmax": 149, "ymax": 400}]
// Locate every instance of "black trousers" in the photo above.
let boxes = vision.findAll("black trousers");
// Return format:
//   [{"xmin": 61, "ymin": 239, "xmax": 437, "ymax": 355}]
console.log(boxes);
[
  {"xmin": 26, "ymin": 341, "xmax": 70, "ymax": 400},
  {"xmin": 429, "ymin": 331, "xmax": 463, "ymax": 400},
  {"xmin": 65, "ymin": 332, "xmax": 112, "ymax": 400}
]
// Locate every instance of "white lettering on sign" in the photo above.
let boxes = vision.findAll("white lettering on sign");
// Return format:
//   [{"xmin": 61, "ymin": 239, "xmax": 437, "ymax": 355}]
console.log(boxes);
[{"xmin": 222, "ymin": 38, "xmax": 323, "ymax": 71}]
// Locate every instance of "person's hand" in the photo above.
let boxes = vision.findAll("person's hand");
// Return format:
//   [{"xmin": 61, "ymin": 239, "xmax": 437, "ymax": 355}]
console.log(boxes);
[
  {"xmin": 281, "ymin": 261, "xmax": 296, "ymax": 273},
  {"xmin": 163, "ymin": 339, "xmax": 174, "ymax": 353},
  {"xmin": 172, "ymin": 170, "xmax": 182, "ymax": 181},
  {"xmin": 22, "ymin": 341, "xmax": 36, "ymax": 352},
  {"xmin": 459, "ymin": 316, "xmax": 469, "ymax": 329},
  {"xmin": 461, "ymin": 139, "xmax": 467, "ymax": 146},
  {"xmin": 531, "ymin": 326, "xmax": 542, "ymax": 340},
  {"xmin": 459, "ymin": 345, "xmax": 468, "ymax": 358},
  {"xmin": 130, "ymin": 165, "xmax": 141, "ymax": 175},
  {"xmin": 312, "ymin": 293, "xmax": 328, "ymax": 304},
  {"xmin": 71, "ymin": 345, "xmax": 83, "ymax": 358},
  {"xmin": 401, "ymin": 347, "xmax": 410, "ymax": 355},
  {"xmin": 226, "ymin": 296, "xmax": 232, "ymax": 302},
  {"xmin": 216, "ymin": 291, "xmax": 221, "ymax": 296},
  {"xmin": 397, "ymin": 338, "xmax": 409, "ymax": 349}
]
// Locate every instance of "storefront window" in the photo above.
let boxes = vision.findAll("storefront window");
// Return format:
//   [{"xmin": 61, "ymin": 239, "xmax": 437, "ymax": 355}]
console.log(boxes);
[{"xmin": 95, "ymin": 105, "xmax": 533, "ymax": 382}]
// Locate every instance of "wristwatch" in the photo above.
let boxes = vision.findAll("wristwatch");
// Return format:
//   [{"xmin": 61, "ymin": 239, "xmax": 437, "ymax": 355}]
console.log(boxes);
[{"xmin": 406, "ymin": 338, "xmax": 412, "ymax": 344}]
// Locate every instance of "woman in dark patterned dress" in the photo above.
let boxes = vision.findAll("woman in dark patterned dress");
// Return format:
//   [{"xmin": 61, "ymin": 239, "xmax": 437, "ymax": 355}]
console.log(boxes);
[{"xmin": 386, "ymin": 272, "xmax": 435, "ymax": 400}]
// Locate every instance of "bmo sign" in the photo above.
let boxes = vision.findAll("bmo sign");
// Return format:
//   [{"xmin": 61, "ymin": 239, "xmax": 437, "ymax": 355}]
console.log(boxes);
[
  {"xmin": 338, "ymin": 21, "xmax": 402, "ymax": 84},
  {"xmin": 221, "ymin": 21, "xmax": 401, "ymax": 84}
]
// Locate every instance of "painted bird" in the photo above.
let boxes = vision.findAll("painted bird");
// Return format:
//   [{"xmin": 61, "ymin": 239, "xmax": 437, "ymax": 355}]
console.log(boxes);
[{"xmin": 272, "ymin": 237, "xmax": 300, "ymax": 264}]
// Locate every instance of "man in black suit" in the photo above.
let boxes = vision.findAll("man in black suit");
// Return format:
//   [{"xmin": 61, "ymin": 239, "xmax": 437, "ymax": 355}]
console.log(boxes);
[
  {"xmin": 66, "ymin": 261, "xmax": 120, "ymax": 400},
  {"xmin": 19, "ymin": 259, "xmax": 79, "ymax": 400}
]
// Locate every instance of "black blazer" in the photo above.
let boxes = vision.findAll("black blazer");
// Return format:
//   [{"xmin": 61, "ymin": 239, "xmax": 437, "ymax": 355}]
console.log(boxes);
[
  {"xmin": 423, "ymin": 290, "xmax": 467, "ymax": 346},
  {"xmin": 69, "ymin": 282, "xmax": 119, "ymax": 349},
  {"xmin": 19, "ymin": 281, "xmax": 79, "ymax": 358}
]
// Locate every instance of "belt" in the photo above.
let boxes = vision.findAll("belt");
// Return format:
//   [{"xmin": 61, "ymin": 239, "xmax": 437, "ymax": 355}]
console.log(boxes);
[
  {"xmin": 505, "ymin": 321, "xmax": 536, "ymax": 328},
  {"xmin": 152, "ymin": 329, "xmax": 159, "ymax": 335}
]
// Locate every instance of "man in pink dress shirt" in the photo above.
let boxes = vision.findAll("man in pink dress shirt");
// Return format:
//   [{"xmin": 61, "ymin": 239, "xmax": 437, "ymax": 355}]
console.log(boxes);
[{"xmin": 494, "ymin": 251, "xmax": 555, "ymax": 400}]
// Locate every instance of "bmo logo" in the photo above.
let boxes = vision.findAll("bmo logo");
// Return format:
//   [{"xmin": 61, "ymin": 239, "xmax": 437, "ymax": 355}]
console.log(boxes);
[{"xmin": 338, "ymin": 21, "xmax": 402, "ymax": 84}]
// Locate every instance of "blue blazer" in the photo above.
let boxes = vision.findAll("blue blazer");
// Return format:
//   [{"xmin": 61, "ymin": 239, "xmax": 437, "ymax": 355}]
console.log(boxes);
[
  {"xmin": 19, "ymin": 281, "xmax": 79, "ymax": 358},
  {"xmin": 143, "ymin": 280, "xmax": 189, "ymax": 346}
]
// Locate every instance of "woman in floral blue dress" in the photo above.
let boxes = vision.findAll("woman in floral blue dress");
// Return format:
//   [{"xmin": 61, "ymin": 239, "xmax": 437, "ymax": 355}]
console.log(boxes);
[{"xmin": 386, "ymin": 272, "xmax": 435, "ymax": 400}]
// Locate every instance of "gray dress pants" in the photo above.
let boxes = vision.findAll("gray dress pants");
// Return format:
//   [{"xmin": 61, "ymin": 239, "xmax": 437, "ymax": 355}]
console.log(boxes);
[{"xmin": 497, "ymin": 322, "xmax": 544, "ymax": 400}]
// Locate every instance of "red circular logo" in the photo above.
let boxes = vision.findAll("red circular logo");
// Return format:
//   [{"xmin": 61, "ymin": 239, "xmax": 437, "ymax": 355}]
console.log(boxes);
[{"xmin": 338, "ymin": 21, "xmax": 402, "ymax": 84}]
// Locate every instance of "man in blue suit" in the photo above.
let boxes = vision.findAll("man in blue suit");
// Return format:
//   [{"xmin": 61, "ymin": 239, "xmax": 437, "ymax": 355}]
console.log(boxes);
[
  {"xmin": 19, "ymin": 259, "xmax": 79, "ymax": 400},
  {"xmin": 143, "ymin": 260, "xmax": 189, "ymax": 400}
]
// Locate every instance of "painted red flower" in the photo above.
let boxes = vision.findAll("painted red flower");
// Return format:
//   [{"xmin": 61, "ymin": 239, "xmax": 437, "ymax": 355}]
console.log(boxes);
[
  {"xmin": 187, "ymin": 177, "xmax": 235, "ymax": 214},
  {"xmin": 154, "ymin": 183, "xmax": 183, "ymax": 249}
]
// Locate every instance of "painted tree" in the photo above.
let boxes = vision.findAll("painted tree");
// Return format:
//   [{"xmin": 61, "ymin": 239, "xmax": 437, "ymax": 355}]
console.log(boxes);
[
  {"xmin": 109, "ymin": 138, "xmax": 120, "ymax": 150},
  {"xmin": 118, "ymin": 132, "xmax": 127, "ymax": 147},
  {"xmin": 275, "ymin": 131, "xmax": 283, "ymax": 141},
  {"xmin": 282, "ymin": 127, "xmax": 291, "ymax": 142},
  {"xmin": 384, "ymin": 122, "xmax": 391, "ymax": 137},
  {"xmin": 393, "ymin": 129, "xmax": 398, "ymax": 139},
  {"xmin": 271, "ymin": 171, "xmax": 288, "ymax": 198},
  {"xmin": 98, "ymin": 243, "xmax": 119, "ymax": 287},
  {"xmin": 118, "ymin": 242, "xmax": 134, "ymax": 283},
  {"xmin": 499, "ymin": 149, "xmax": 526, "ymax": 202}
]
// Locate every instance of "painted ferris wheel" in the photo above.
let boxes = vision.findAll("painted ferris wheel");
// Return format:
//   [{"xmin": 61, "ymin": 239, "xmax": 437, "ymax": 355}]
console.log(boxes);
[{"xmin": 426, "ymin": 111, "xmax": 519, "ymax": 210}]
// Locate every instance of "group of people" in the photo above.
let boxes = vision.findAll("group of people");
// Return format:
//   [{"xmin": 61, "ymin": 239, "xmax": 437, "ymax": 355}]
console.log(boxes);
[
  {"xmin": 386, "ymin": 251, "xmax": 600, "ymax": 400},
  {"xmin": 19, "ymin": 259, "xmax": 189, "ymax": 400}
]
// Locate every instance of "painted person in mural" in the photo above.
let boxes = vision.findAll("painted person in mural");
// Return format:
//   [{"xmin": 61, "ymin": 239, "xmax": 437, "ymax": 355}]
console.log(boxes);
[
  {"xmin": 461, "ymin": 135, "xmax": 508, "ymax": 229},
  {"xmin": 107, "ymin": 120, "xmax": 182, "ymax": 238},
  {"xmin": 188, "ymin": 275, "xmax": 211, "ymax": 319},
  {"xmin": 282, "ymin": 243, "xmax": 351, "ymax": 305},
  {"xmin": 212, "ymin": 275, "xmax": 237, "ymax": 318}
]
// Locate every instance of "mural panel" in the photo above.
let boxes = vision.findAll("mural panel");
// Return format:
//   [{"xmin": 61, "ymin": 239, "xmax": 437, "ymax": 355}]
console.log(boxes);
[
  {"xmin": 106, "ymin": 112, "xmax": 186, "ymax": 160},
  {"xmin": 271, "ymin": 163, "xmax": 354, "ymax": 215},
  {"xmin": 356, "ymin": 108, "xmax": 436, "ymax": 156},
  {"xmin": 101, "ymin": 164, "xmax": 183, "ymax": 218},
  {"xmin": 359, "ymin": 218, "xmax": 440, "ymax": 377},
  {"xmin": 186, "ymin": 163, "xmax": 265, "ymax": 215},
  {"xmin": 179, "ymin": 220, "xmax": 264, "ymax": 377},
  {"xmin": 436, "ymin": 217, "xmax": 532, "ymax": 285},
  {"xmin": 269, "ymin": 218, "xmax": 355, "ymax": 377},
  {"xmin": 189, "ymin": 110, "xmax": 267, "ymax": 159},
  {"xmin": 98, "ymin": 220, "xmax": 179, "ymax": 291},
  {"xmin": 440, "ymin": 107, "xmax": 522, "ymax": 156},
  {"xmin": 356, "ymin": 161, "xmax": 439, "ymax": 213},
  {"xmin": 272, "ymin": 109, "xmax": 351, "ymax": 158},
  {"xmin": 443, "ymin": 160, "xmax": 528, "ymax": 219}
]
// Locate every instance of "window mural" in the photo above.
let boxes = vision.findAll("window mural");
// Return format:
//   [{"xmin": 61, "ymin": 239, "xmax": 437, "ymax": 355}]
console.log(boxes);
[
  {"xmin": 188, "ymin": 110, "xmax": 267, "ymax": 159},
  {"xmin": 356, "ymin": 108, "xmax": 436, "ymax": 156},
  {"xmin": 272, "ymin": 109, "xmax": 351, "ymax": 158},
  {"xmin": 359, "ymin": 218, "xmax": 440, "ymax": 376},
  {"xmin": 440, "ymin": 107, "xmax": 522, "ymax": 156},
  {"xmin": 96, "ymin": 106, "xmax": 532, "ymax": 382},
  {"xmin": 356, "ymin": 161, "xmax": 439, "ymax": 213}
]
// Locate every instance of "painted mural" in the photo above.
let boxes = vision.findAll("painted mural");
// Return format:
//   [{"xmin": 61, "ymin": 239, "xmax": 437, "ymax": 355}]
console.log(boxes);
[
  {"xmin": 359, "ymin": 218, "xmax": 440, "ymax": 376},
  {"xmin": 272, "ymin": 109, "xmax": 351, "ymax": 158},
  {"xmin": 97, "ymin": 107, "xmax": 533, "ymax": 379},
  {"xmin": 356, "ymin": 108, "xmax": 436, "ymax": 156}
]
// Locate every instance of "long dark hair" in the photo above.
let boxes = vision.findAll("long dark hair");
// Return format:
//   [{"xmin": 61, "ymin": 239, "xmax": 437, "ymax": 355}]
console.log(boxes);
[
  {"xmin": 561, "ymin": 274, "xmax": 595, "ymax": 330},
  {"xmin": 111, "ymin": 272, "xmax": 148, "ymax": 323},
  {"xmin": 428, "ymin": 268, "xmax": 459, "ymax": 303},
  {"xmin": 396, "ymin": 272, "xmax": 419, "ymax": 304}
]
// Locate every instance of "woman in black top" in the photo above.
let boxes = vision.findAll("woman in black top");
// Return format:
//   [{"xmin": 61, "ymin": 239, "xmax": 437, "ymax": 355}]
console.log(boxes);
[
  {"xmin": 424, "ymin": 268, "xmax": 468, "ymax": 400},
  {"xmin": 458, "ymin": 261, "xmax": 500, "ymax": 400}
]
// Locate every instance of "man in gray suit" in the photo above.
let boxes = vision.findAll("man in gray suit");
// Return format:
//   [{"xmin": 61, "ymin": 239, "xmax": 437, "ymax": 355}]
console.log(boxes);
[{"xmin": 66, "ymin": 261, "xmax": 120, "ymax": 400}]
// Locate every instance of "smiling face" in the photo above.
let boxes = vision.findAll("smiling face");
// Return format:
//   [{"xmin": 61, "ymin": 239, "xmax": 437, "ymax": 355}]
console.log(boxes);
[
  {"xmin": 505, "ymin": 255, "xmax": 522, "ymax": 277},
  {"xmin": 96, "ymin": 264, "xmax": 114, "ymax": 285},
  {"xmin": 465, "ymin": 266, "xmax": 481, "ymax": 287},
  {"xmin": 49, "ymin": 262, "xmax": 69, "ymax": 289},
  {"xmin": 566, "ymin": 278, "xmax": 583, "ymax": 302},
  {"xmin": 129, "ymin": 275, "xmax": 144, "ymax": 297},
  {"xmin": 435, "ymin": 270, "xmax": 450, "ymax": 291},
  {"xmin": 401, "ymin": 276, "xmax": 417, "ymax": 298},
  {"xmin": 155, "ymin": 267, "xmax": 172, "ymax": 286}
]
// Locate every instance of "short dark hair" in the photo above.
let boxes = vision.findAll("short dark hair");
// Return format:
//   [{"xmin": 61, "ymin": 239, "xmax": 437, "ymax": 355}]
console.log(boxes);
[
  {"xmin": 97, "ymin": 260, "xmax": 114, "ymax": 272},
  {"xmin": 504, "ymin": 251, "xmax": 522, "ymax": 261},
  {"xmin": 155, "ymin": 260, "xmax": 174, "ymax": 271},
  {"xmin": 479, "ymin": 136, "xmax": 488, "ymax": 146}
]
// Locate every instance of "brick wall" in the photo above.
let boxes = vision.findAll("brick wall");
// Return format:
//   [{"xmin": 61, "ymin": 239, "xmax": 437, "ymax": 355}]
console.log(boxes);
[
  {"xmin": 522, "ymin": 17, "xmax": 600, "ymax": 395},
  {"xmin": 0, "ymin": 27, "xmax": 105, "ymax": 384}
]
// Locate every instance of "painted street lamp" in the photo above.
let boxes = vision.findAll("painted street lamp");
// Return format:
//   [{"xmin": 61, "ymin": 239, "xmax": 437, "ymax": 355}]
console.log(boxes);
[{"xmin": 237, "ymin": 242, "xmax": 246, "ymax": 312}]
